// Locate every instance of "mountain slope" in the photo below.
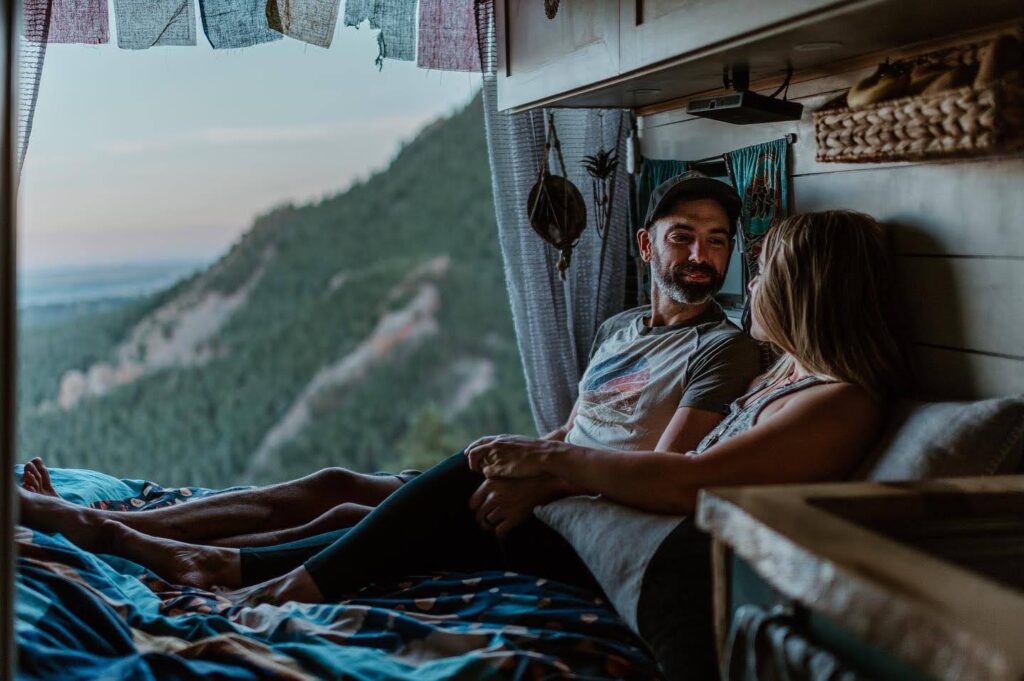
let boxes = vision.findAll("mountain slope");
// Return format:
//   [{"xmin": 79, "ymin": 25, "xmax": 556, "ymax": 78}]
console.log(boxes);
[{"xmin": 18, "ymin": 93, "xmax": 534, "ymax": 487}]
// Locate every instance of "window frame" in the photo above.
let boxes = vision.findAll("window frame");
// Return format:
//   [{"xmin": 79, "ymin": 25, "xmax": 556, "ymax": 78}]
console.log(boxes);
[{"xmin": 1, "ymin": 0, "xmax": 17, "ymax": 674}]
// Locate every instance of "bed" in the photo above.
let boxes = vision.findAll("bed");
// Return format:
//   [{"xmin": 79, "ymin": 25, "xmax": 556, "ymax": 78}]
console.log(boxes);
[{"xmin": 14, "ymin": 467, "xmax": 662, "ymax": 680}]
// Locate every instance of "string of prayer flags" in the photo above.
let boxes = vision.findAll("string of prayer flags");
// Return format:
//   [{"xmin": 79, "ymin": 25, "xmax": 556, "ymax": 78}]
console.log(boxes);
[
  {"xmin": 416, "ymin": 0, "xmax": 480, "ymax": 72},
  {"xmin": 114, "ymin": 0, "xmax": 196, "ymax": 48},
  {"xmin": 199, "ymin": 0, "xmax": 283, "ymax": 49},
  {"xmin": 266, "ymin": 0, "xmax": 341, "ymax": 49}
]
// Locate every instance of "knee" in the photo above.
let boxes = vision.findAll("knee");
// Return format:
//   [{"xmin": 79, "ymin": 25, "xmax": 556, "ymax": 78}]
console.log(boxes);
[
  {"xmin": 323, "ymin": 502, "xmax": 371, "ymax": 523},
  {"xmin": 309, "ymin": 467, "xmax": 358, "ymax": 494}
]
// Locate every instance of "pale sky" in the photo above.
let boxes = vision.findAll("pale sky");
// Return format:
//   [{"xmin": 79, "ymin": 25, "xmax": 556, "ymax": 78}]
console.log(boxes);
[{"xmin": 18, "ymin": 14, "xmax": 480, "ymax": 270}]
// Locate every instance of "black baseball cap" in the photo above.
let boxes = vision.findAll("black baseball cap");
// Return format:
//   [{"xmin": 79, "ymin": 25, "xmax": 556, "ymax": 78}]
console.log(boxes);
[{"xmin": 644, "ymin": 170, "xmax": 742, "ymax": 237}]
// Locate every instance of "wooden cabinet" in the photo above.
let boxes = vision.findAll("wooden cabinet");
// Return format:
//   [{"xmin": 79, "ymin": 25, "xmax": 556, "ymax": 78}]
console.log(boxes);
[
  {"xmin": 618, "ymin": 0, "xmax": 848, "ymax": 73},
  {"xmin": 496, "ymin": 1, "xmax": 620, "ymax": 112},
  {"xmin": 495, "ymin": 0, "xmax": 1024, "ymax": 113}
]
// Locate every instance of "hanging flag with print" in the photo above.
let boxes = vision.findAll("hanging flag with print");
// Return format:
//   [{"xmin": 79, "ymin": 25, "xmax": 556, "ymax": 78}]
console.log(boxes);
[
  {"xmin": 345, "ymin": 0, "xmax": 417, "ymax": 67},
  {"xmin": 114, "ymin": 0, "xmax": 196, "ymax": 48},
  {"xmin": 199, "ymin": 0, "xmax": 283, "ymax": 49},
  {"xmin": 266, "ymin": 0, "xmax": 341, "ymax": 48},
  {"xmin": 24, "ymin": 0, "xmax": 109, "ymax": 44},
  {"xmin": 417, "ymin": 0, "xmax": 479, "ymax": 72}
]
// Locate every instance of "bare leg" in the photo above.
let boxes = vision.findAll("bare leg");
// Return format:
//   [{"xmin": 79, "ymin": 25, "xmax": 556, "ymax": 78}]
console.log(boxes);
[
  {"xmin": 19, "ymin": 485, "xmax": 376, "ymax": 589},
  {"xmin": 21, "ymin": 461, "xmax": 402, "ymax": 543},
  {"xmin": 17, "ymin": 486, "xmax": 114, "ymax": 553},
  {"xmin": 99, "ymin": 520, "xmax": 242, "ymax": 590},
  {"xmin": 208, "ymin": 503, "xmax": 373, "ymax": 548}
]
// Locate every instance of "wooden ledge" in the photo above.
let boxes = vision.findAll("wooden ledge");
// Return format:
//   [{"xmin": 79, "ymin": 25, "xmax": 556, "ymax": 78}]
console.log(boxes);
[{"xmin": 696, "ymin": 477, "xmax": 1024, "ymax": 681}]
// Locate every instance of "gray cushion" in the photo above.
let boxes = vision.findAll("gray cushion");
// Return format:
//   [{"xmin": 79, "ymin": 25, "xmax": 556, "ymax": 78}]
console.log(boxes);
[
  {"xmin": 534, "ymin": 496, "xmax": 684, "ymax": 632},
  {"xmin": 858, "ymin": 395, "xmax": 1024, "ymax": 480},
  {"xmin": 534, "ymin": 497, "xmax": 716, "ymax": 679}
]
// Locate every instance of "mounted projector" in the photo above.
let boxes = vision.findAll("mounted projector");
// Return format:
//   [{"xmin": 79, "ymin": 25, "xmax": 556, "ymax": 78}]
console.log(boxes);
[{"xmin": 686, "ymin": 90, "xmax": 803, "ymax": 125}]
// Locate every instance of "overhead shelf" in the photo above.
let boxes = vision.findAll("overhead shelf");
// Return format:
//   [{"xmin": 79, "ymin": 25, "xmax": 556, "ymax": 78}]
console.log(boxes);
[{"xmin": 496, "ymin": 0, "xmax": 1024, "ymax": 114}]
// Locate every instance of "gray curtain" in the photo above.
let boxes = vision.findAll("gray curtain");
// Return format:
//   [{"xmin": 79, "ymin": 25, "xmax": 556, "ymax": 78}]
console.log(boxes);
[
  {"xmin": 476, "ymin": 1, "xmax": 631, "ymax": 433},
  {"xmin": 19, "ymin": 0, "xmax": 51, "ymax": 178}
]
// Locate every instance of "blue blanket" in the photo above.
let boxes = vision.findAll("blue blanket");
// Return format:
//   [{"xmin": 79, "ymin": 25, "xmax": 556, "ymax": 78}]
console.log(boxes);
[{"xmin": 15, "ymin": 468, "xmax": 662, "ymax": 679}]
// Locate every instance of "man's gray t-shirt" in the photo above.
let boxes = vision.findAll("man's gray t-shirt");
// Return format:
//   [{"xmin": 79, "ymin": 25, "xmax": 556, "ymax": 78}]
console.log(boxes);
[{"xmin": 565, "ymin": 302, "xmax": 761, "ymax": 452}]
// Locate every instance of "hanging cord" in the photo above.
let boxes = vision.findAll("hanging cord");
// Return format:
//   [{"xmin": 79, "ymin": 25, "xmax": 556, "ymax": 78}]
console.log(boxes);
[
  {"xmin": 536, "ymin": 110, "xmax": 565, "ymax": 332},
  {"xmin": 767, "ymin": 64, "xmax": 794, "ymax": 99},
  {"xmin": 591, "ymin": 112, "xmax": 626, "ymax": 335}
]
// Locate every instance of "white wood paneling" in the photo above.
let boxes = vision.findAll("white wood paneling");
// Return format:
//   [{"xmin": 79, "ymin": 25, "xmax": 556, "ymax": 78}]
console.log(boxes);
[
  {"xmin": 913, "ymin": 346, "xmax": 1024, "ymax": 400},
  {"xmin": 894, "ymin": 257, "xmax": 1024, "ymax": 359},
  {"xmin": 795, "ymin": 160, "xmax": 1024, "ymax": 258}
]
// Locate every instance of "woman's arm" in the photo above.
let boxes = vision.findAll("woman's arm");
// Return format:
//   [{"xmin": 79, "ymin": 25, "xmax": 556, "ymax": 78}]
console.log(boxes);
[{"xmin": 472, "ymin": 383, "xmax": 881, "ymax": 515}]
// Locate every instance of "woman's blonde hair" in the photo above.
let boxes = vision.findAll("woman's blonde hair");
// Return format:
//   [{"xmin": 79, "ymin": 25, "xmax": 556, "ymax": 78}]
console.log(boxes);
[{"xmin": 752, "ymin": 210, "xmax": 911, "ymax": 399}]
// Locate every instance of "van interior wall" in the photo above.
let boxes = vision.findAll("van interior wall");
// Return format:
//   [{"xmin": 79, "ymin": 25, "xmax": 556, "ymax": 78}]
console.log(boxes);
[{"xmin": 640, "ymin": 65, "xmax": 1024, "ymax": 401}]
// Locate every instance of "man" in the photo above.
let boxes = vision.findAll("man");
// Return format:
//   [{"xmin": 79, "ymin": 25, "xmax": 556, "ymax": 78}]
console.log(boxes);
[
  {"xmin": 17, "ymin": 171, "xmax": 761, "ymax": 588},
  {"xmin": 466, "ymin": 170, "xmax": 760, "ymax": 533}
]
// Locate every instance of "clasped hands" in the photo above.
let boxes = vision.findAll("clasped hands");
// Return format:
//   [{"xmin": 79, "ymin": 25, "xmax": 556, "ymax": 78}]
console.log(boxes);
[{"xmin": 464, "ymin": 435, "xmax": 567, "ymax": 538}]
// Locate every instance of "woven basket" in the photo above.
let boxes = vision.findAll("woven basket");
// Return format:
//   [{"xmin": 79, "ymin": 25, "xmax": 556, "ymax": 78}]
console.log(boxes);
[{"xmin": 814, "ymin": 43, "xmax": 1024, "ymax": 163}]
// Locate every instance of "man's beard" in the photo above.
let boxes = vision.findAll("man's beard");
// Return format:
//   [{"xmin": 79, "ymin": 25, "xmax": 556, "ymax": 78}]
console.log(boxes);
[{"xmin": 650, "ymin": 250, "xmax": 724, "ymax": 305}]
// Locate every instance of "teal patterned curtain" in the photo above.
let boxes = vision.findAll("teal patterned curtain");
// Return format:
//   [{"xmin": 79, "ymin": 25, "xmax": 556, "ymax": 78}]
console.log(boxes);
[
  {"xmin": 725, "ymin": 137, "xmax": 791, "ymax": 264},
  {"xmin": 630, "ymin": 159, "xmax": 690, "ymax": 304},
  {"xmin": 634, "ymin": 158, "xmax": 690, "ymax": 231},
  {"xmin": 725, "ymin": 137, "xmax": 791, "ymax": 336}
]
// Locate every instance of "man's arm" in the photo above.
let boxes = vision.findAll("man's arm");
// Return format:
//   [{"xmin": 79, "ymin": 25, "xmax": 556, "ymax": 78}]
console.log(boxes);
[
  {"xmin": 467, "ymin": 399, "xmax": 582, "ymax": 536},
  {"xmin": 653, "ymin": 406, "xmax": 724, "ymax": 453},
  {"xmin": 539, "ymin": 400, "xmax": 579, "ymax": 442}
]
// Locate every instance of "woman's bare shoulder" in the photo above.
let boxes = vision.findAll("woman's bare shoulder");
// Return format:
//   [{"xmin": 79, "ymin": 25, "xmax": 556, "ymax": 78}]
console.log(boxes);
[
  {"xmin": 763, "ymin": 380, "xmax": 880, "ymax": 425},
  {"xmin": 787, "ymin": 381, "xmax": 881, "ymax": 421}
]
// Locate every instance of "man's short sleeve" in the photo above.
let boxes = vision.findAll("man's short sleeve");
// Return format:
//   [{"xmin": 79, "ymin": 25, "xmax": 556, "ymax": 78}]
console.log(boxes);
[
  {"xmin": 587, "ymin": 309, "xmax": 636, "ymax": 360},
  {"xmin": 679, "ymin": 332, "xmax": 762, "ymax": 415}
]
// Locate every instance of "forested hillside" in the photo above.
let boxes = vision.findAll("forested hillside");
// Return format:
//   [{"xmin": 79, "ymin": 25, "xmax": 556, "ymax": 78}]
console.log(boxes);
[{"xmin": 18, "ymin": 93, "xmax": 535, "ymax": 488}]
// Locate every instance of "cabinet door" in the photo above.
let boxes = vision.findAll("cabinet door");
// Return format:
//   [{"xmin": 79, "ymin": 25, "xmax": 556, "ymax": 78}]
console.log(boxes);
[
  {"xmin": 496, "ymin": 0, "xmax": 620, "ymax": 112},
  {"xmin": 619, "ymin": 0, "xmax": 857, "ymax": 74}
]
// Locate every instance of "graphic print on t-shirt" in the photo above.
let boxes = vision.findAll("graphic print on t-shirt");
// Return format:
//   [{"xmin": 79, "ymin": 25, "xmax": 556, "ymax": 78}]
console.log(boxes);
[{"xmin": 581, "ymin": 354, "xmax": 651, "ymax": 420}]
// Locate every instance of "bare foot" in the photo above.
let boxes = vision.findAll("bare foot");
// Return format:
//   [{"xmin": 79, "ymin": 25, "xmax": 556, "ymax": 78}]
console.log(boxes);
[
  {"xmin": 222, "ymin": 567, "xmax": 324, "ymax": 607},
  {"xmin": 17, "ymin": 486, "xmax": 111, "ymax": 551},
  {"xmin": 101, "ymin": 521, "xmax": 242, "ymax": 590},
  {"xmin": 22, "ymin": 457, "xmax": 60, "ymax": 498}
]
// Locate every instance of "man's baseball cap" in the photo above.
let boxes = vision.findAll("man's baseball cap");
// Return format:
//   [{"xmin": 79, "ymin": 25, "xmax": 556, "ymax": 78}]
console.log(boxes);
[{"xmin": 644, "ymin": 170, "xmax": 742, "ymax": 236}]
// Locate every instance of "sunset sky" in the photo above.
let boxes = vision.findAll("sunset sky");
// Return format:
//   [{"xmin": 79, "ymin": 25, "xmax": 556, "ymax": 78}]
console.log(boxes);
[{"xmin": 18, "ymin": 17, "xmax": 480, "ymax": 270}]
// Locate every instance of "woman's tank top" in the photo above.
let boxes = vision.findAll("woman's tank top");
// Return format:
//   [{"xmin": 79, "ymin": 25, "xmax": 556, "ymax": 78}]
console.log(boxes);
[{"xmin": 694, "ymin": 375, "xmax": 831, "ymax": 454}]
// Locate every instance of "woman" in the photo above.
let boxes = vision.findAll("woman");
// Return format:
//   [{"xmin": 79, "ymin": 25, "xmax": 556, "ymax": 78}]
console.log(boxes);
[{"xmin": 24, "ymin": 209, "xmax": 911, "ymax": 605}]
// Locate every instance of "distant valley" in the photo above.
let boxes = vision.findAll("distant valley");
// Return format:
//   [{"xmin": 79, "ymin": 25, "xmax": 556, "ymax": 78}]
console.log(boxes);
[{"xmin": 17, "ymin": 93, "xmax": 534, "ymax": 488}]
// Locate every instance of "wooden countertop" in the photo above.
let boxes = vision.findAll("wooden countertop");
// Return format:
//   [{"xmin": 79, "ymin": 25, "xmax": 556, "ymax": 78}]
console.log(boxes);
[{"xmin": 696, "ymin": 477, "xmax": 1024, "ymax": 681}]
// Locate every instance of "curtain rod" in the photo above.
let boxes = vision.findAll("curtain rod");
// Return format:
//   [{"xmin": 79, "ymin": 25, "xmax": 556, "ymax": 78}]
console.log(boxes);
[{"xmin": 689, "ymin": 133, "xmax": 797, "ymax": 169}]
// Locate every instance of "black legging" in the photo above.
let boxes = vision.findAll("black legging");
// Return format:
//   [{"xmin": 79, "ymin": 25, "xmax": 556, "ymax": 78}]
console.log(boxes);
[{"xmin": 240, "ymin": 452, "xmax": 601, "ymax": 599}]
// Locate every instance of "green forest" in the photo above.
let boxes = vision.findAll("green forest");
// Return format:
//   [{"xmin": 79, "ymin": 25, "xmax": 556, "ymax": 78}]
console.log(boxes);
[{"xmin": 17, "ymin": 93, "xmax": 536, "ymax": 488}]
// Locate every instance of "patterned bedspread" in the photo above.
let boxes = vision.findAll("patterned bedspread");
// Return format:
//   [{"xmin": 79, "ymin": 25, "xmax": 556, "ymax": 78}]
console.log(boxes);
[{"xmin": 14, "ymin": 469, "xmax": 662, "ymax": 680}]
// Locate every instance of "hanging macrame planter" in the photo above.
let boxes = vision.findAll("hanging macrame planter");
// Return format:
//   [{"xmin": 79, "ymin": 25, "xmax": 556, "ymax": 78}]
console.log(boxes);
[
  {"xmin": 527, "ymin": 112, "xmax": 587, "ymax": 280},
  {"xmin": 582, "ymin": 147, "xmax": 618, "ymax": 239}
]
